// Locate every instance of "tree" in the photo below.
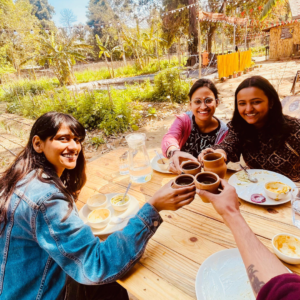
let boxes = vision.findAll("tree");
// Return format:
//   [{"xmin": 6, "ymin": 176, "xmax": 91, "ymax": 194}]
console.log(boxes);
[
  {"xmin": 60, "ymin": 9, "xmax": 77, "ymax": 28},
  {"xmin": 0, "ymin": 0, "xmax": 41, "ymax": 77},
  {"xmin": 36, "ymin": 33, "xmax": 93, "ymax": 85},
  {"xmin": 29, "ymin": 0, "xmax": 54, "ymax": 21}
]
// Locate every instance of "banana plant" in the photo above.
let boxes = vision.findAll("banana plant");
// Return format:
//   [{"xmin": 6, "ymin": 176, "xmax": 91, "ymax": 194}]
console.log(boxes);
[
  {"xmin": 96, "ymin": 35, "xmax": 114, "ymax": 78},
  {"xmin": 260, "ymin": 0, "xmax": 282, "ymax": 20},
  {"xmin": 36, "ymin": 33, "xmax": 92, "ymax": 85}
]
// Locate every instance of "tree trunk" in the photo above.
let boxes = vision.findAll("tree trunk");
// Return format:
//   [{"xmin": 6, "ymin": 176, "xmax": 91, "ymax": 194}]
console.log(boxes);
[
  {"xmin": 104, "ymin": 55, "xmax": 113, "ymax": 78},
  {"xmin": 206, "ymin": 1, "xmax": 227, "ymax": 53},
  {"xmin": 110, "ymin": 55, "xmax": 115, "ymax": 78},
  {"xmin": 187, "ymin": 0, "xmax": 198, "ymax": 66}
]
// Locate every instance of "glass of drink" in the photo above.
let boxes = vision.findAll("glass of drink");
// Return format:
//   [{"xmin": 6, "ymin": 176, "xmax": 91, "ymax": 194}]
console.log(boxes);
[
  {"xmin": 119, "ymin": 152, "xmax": 129, "ymax": 175},
  {"xmin": 292, "ymin": 187, "xmax": 300, "ymax": 229}
]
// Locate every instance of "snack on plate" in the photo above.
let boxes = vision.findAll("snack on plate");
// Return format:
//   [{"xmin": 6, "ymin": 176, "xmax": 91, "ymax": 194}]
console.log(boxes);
[
  {"xmin": 264, "ymin": 181, "xmax": 291, "ymax": 201},
  {"xmin": 250, "ymin": 194, "xmax": 266, "ymax": 203},
  {"xmin": 111, "ymin": 194, "xmax": 130, "ymax": 206},
  {"xmin": 88, "ymin": 209, "xmax": 110, "ymax": 223},
  {"xmin": 274, "ymin": 235, "xmax": 300, "ymax": 258},
  {"xmin": 236, "ymin": 170, "xmax": 252, "ymax": 183}
]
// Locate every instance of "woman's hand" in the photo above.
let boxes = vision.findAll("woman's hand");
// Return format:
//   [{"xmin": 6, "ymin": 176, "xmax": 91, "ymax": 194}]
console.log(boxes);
[
  {"xmin": 169, "ymin": 151, "xmax": 198, "ymax": 175},
  {"xmin": 148, "ymin": 180, "xmax": 196, "ymax": 212},
  {"xmin": 198, "ymin": 148, "xmax": 227, "ymax": 167},
  {"xmin": 196, "ymin": 180, "xmax": 240, "ymax": 225}
]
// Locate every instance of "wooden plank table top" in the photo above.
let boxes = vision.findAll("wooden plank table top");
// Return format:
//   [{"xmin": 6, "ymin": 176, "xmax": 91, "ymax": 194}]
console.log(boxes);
[{"xmin": 77, "ymin": 147, "xmax": 300, "ymax": 300}]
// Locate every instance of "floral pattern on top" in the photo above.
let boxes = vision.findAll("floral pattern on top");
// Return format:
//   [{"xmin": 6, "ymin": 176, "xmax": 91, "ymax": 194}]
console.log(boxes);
[{"xmin": 213, "ymin": 116, "xmax": 300, "ymax": 182}]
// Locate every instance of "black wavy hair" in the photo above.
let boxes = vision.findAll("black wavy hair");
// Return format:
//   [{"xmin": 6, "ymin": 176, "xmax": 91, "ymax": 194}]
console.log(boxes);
[
  {"xmin": 231, "ymin": 76, "xmax": 290, "ymax": 150},
  {"xmin": 189, "ymin": 78, "xmax": 220, "ymax": 101},
  {"xmin": 0, "ymin": 112, "xmax": 87, "ymax": 233}
]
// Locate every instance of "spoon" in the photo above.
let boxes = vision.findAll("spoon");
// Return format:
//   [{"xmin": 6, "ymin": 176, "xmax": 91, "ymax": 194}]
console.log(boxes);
[
  {"xmin": 239, "ymin": 164, "xmax": 258, "ymax": 183},
  {"xmin": 121, "ymin": 181, "xmax": 132, "ymax": 204},
  {"xmin": 110, "ymin": 214, "xmax": 136, "ymax": 224},
  {"xmin": 155, "ymin": 150, "xmax": 165, "ymax": 164}
]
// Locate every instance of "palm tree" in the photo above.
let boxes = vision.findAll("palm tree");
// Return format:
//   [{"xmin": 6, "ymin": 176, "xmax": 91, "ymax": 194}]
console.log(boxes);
[{"xmin": 36, "ymin": 32, "xmax": 92, "ymax": 85}]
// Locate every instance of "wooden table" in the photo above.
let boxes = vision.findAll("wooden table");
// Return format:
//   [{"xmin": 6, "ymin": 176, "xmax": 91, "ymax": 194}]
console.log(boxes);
[{"xmin": 76, "ymin": 148, "xmax": 300, "ymax": 300}]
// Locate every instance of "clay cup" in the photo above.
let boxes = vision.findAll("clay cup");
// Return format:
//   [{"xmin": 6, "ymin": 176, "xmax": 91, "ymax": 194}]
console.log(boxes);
[
  {"xmin": 172, "ymin": 174, "xmax": 195, "ymax": 189},
  {"xmin": 195, "ymin": 172, "xmax": 220, "ymax": 203},
  {"xmin": 181, "ymin": 161, "xmax": 202, "ymax": 176},
  {"xmin": 203, "ymin": 153, "xmax": 227, "ymax": 179}
]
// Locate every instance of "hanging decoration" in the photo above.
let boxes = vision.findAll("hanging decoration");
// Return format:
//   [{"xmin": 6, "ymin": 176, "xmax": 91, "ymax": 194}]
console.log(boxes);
[{"xmin": 198, "ymin": 11, "xmax": 248, "ymax": 26}]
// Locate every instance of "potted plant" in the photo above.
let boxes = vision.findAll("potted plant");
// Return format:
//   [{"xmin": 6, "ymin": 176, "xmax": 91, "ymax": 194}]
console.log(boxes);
[
  {"xmin": 233, "ymin": 71, "xmax": 237, "ymax": 78},
  {"xmin": 220, "ymin": 77, "xmax": 227, "ymax": 83},
  {"xmin": 229, "ymin": 74, "xmax": 233, "ymax": 79},
  {"xmin": 238, "ymin": 71, "xmax": 242, "ymax": 76}
]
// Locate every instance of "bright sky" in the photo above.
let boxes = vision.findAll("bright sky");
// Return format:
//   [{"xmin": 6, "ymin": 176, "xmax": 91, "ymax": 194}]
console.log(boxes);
[{"xmin": 48, "ymin": 0, "xmax": 89, "ymax": 26}]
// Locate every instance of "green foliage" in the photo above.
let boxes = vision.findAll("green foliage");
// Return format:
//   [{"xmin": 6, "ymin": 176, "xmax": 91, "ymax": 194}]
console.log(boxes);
[
  {"xmin": 75, "ymin": 58, "xmax": 182, "ymax": 83},
  {"xmin": 150, "ymin": 68, "xmax": 190, "ymax": 103},
  {"xmin": 29, "ymin": 0, "xmax": 54, "ymax": 21},
  {"xmin": 260, "ymin": 0, "xmax": 281, "ymax": 20},
  {"xmin": 0, "ymin": 78, "xmax": 58, "ymax": 102},
  {"xmin": 36, "ymin": 33, "xmax": 93, "ymax": 86},
  {"xmin": 91, "ymin": 136, "xmax": 106, "ymax": 149},
  {"xmin": 251, "ymin": 46, "xmax": 266, "ymax": 57}
]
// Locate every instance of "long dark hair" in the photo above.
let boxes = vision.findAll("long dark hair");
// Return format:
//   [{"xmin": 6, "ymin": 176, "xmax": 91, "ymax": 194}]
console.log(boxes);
[
  {"xmin": 232, "ymin": 76, "xmax": 289, "ymax": 149},
  {"xmin": 189, "ymin": 78, "xmax": 220, "ymax": 100},
  {"xmin": 0, "ymin": 112, "xmax": 86, "ymax": 233}
]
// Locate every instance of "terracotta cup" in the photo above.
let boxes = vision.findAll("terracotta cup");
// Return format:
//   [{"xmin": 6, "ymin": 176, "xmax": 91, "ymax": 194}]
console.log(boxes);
[
  {"xmin": 172, "ymin": 174, "xmax": 195, "ymax": 189},
  {"xmin": 203, "ymin": 153, "xmax": 227, "ymax": 179},
  {"xmin": 195, "ymin": 172, "xmax": 220, "ymax": 203},
  {"xmin": 181, "ymin": 161, "xmax": 202, "ymax": 176}
]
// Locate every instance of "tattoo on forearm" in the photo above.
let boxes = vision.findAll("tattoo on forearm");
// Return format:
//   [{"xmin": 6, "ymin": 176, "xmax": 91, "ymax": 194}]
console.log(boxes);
[{"xmin": 247, "ymin": 264, "xmax": 265, "ymax": 295}]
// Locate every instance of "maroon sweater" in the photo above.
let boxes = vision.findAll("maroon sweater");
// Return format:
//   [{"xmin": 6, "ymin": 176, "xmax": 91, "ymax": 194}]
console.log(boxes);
[{"xmin": 257, "ymin": 274, "xmax": 300, "ymax": 300}]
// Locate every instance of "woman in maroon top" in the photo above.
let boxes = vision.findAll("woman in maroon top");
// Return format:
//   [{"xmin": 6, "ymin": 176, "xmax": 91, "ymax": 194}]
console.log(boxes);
[
  {"xmin": 198, "ymin": 76, "xmax": 300, "ymax": 182},
  {"xmin": 197, "ymin": 182, "xmax": 300, "ymax": 300}
]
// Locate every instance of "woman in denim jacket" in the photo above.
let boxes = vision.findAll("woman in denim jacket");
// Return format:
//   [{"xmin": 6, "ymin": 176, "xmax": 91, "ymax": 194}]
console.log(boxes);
[{"xmin": 0, "ymin": 112, "xmax": 195, "ymax": 300}]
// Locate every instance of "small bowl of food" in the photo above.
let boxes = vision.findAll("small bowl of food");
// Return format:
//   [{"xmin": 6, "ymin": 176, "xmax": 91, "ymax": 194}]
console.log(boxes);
[
  {"xmin": 87, "ymin": 208, "xmax": 111, "ymax": 229},
  {"xmin": 110, "ymin": 194, "xmax": 131, "ymax": 211},
  {"xmin": 272, "ymin": 233, "xmax": 300, "ymax": 264},
  {"xmin": 157, "ymin": 158, "xmax": 170, "ymax": 171},
  {"xmin": 264, "ymin": 181, "xmax": 291, "ymax": 201},
  {"xmin": 87, "ymin": 194, "xmax": 108, "ymax": 211}
]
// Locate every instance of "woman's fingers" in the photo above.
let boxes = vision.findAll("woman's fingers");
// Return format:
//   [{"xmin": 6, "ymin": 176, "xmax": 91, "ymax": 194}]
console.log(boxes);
[
  {"xmin": 175, "ymin": 191, "xmax": 196, "ymax": 202},
  {"xmin": 176, "ymin": 197, "xmax": 195, "ymax": 208},
  {"xmin": 175, "ymin": 185, "xmax": 196, "ymax": 195}
]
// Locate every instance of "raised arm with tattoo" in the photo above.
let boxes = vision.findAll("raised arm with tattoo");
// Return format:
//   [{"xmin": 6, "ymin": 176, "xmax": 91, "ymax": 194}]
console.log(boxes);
[{"xmin": 197, "ymin": 180, "xmax": 289, "ymax": 297}]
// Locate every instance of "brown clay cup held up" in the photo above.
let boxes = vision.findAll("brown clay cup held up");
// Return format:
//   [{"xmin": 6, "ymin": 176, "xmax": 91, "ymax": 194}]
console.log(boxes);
[
  {"xmin": 172, "ymin": 174, "xmax": 195, "ymax": 189},
  {"xmin": 195, "ymin": 172, "xmax": 220, "ymax": 203},
  {"xmin": 181, "ymin": 161, "xmax": 201, "ymax": 176},
  {"xmin": 203, "ymin": 153, "xmax": 227, "ymax": 179}
]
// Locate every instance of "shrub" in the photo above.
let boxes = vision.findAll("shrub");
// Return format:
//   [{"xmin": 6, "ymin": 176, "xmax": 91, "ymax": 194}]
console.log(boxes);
[
  {"xmin": 150, "ymin": 68, "xmax": 190, "ymax": 103},
  {"xmin": 0, "ymin": 78, "xmax": 58, "ymax": 102}
]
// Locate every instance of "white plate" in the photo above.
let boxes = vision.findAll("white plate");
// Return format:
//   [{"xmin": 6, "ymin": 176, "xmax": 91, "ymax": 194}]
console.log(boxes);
[
  {"xmin": 196, "ymin": 248, "xmax": 254, "ymax": 300},
  {"xmin": 151, "ymin": 155, "xmax": 172, "ymax": 174},
  {"xmin": 228, "ymin": 169, "xmax": 296, "ymax": 206},
  {"xmin": 195, "ymin": 248, "xmax": 292, "ymax": 300},
  {"xmin": 79, "ymin": 193, "xmax": 140, "ymax": 236}
]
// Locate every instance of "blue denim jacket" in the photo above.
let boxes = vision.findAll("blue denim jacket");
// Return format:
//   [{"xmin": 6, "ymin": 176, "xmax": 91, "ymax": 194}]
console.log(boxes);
[{"xmin": 0, "ymin": 172, "xmax": 162, "ymax": 300}]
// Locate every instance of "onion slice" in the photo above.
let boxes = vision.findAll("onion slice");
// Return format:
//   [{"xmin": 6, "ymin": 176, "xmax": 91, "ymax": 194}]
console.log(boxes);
[{"xmin": 251, "ymin": 194, "xmax": 266, "ymax": 203}]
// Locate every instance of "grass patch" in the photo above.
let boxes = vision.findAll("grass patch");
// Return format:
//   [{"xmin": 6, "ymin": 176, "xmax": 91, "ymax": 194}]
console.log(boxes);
[
  {"xmin": 1, "ymin": 67, "xmax": 191, "ymax": 135},
  {"xmin": 74, "ymin": 58, "xmax": 185, "ymax": 83}
]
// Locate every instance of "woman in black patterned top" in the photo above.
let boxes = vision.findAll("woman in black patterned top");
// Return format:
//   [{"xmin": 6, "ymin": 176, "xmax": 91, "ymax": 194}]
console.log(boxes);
[{"xmin": 198, "ymin": 76, "xmax": 300, "ymax": 182}]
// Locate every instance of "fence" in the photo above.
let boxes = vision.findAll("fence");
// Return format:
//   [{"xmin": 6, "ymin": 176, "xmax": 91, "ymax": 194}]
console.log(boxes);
[{"xmin": 217, "ymin": 50, "xmax": 252, "ymax": 78}]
